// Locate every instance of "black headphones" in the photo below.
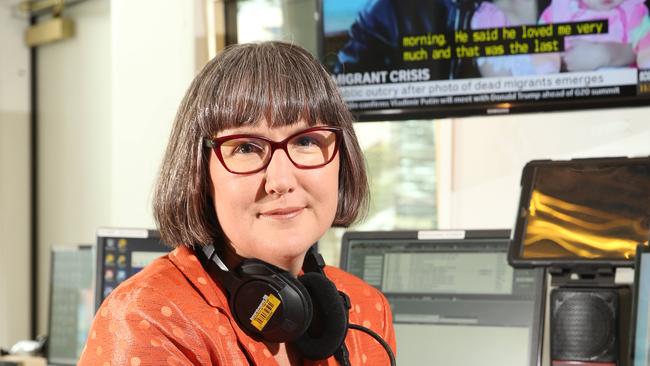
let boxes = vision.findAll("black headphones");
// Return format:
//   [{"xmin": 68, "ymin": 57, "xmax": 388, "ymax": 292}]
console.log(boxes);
[{"xmin": 196, "ymin": 244, "xmax": 350, "ymax": 361}]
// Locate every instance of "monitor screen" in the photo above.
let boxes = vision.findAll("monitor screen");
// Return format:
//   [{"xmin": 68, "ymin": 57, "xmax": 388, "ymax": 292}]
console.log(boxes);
[
  {"xmin": 340, "ymin": 230, "xmax": 546, "ymax": 366},
  {"xmin": 95, "ymin": 228, "xmax": 170, "ymax": 311},
  {"xmin": 510, "ymin": 157, "xmax": 650, "ymax": 267},
  {"xmin": 47, "ymin": 246, "xmax": 94, "ymax": 366},
  {"xmin": 320, "ymin": 0, "xmax": 650, "ymax": 121},
  {"xmin": 634, "ymin": 245, "xmax": 650, "ymax": 366}
]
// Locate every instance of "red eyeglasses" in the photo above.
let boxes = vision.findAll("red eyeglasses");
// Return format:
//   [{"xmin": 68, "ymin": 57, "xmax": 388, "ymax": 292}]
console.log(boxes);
[{"xmin": 204, "ymin": 126, "xmax": 343, "ymax": 174}]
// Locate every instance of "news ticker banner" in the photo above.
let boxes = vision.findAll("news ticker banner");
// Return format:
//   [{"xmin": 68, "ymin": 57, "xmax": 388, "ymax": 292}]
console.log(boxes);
[{"xmin": 336, "ymin": 68, "xmax": 650, "ymax": 112}]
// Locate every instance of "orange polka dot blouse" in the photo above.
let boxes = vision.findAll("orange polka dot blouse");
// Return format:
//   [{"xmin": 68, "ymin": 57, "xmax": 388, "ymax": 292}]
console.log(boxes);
[{"xmin": 79, "ymin": 245, "xmax": 396, "ymax": 365}]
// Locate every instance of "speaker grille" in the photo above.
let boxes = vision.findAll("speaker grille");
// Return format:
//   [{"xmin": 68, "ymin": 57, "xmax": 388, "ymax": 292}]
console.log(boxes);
[{"xmin": 551, "ymin": 289, "xmax": 617, "ymax": 362}]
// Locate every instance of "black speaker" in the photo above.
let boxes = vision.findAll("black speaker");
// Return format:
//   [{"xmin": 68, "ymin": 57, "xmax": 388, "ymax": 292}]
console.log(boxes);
[{"xmin": 550, "ymin": 286, "xmax": 631, "ymax": 366}]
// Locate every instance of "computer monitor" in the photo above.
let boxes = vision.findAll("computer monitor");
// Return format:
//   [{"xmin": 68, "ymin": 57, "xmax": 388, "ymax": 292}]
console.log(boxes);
[
  {"xmin": 633, "ymin": 244, "xmax": 650, "ymax": 366},
  {"xmin": 340, "ymin": 229, "xmax": 546, "ymax": 366},
  {"xmin": 95, "ymin": 228, "xmax": 170, "ymax": 311},
  {"xmin": 47, "ymin": 245, "xmax": 94, "ymax": 366}
]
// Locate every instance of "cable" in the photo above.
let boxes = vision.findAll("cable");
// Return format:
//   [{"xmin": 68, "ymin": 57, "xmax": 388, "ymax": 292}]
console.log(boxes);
[
  {"xmin": 348, "ymin": 323, "xmax": 396, "ymax": 366},
  {"xmin": 334, "ymin": 344, "xmax": 351, "ymax": 366}
]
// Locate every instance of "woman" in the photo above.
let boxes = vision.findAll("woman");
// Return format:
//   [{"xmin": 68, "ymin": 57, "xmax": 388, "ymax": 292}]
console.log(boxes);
[{"xmin": 79, "ymin": 41, "xmax": 396, "ymax": 365}]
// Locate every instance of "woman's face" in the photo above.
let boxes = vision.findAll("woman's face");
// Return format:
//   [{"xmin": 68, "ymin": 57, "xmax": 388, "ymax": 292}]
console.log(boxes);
[{"xmin": 209, "ymin": 120, "xmax": 340, "ymax": 273}]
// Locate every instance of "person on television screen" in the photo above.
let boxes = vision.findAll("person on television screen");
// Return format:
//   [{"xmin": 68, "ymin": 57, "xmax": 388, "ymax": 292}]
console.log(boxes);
[
  {"xmin": 334, "ymin": 0, "xmax": 472, "ymax": 79},
  {"xmin": 470, "ymin": 0, "xmax": 559, "ymax": 76},
  {"xmin": 536, "ymin": 0, "xmax": 650, "ymax": 72},
  {"xmin": 78, "ymin": 42, "xmax": 396, "ymax": 366}
]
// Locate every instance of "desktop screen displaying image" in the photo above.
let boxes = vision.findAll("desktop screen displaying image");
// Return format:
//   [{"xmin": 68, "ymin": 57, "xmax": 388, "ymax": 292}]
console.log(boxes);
[
  {"xmin": 321, "ymin": 0, "xmax": 650, "ymax": 120},
  {"xmin": 48, "ymin": 246, "xmax": 94, "ymax": 365},
  {"xmin": 340, "ymin": 230, "xmax": 546, "ymax": 366},
  {"xmin": 95, "ymin": 228, "xmax": 171, "ymax": 311}
]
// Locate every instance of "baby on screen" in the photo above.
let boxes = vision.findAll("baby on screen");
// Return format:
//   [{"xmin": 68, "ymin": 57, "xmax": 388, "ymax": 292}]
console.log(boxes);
[
  {"xmin": 537, "ymin": 0, "xmax": 650, "ymax": 71},
  {"xmin": 470, "ymin": 0, "xmax": 554, "ymax": 76}
]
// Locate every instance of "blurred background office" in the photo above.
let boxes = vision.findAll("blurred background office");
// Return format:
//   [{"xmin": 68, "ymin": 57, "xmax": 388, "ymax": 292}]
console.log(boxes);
[{"xmin": 1, "ymin": 0, "xmax": 649, "ymax": 361}]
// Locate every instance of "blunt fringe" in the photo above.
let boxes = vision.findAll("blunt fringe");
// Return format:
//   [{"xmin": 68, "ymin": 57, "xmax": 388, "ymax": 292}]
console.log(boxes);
[{"xmin": 153, "ymin": 41, "xmax": 369, "ymax": 248}]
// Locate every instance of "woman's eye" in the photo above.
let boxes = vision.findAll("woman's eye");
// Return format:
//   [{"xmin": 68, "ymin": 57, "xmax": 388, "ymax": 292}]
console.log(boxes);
[
  {"xmin": 233, "ymin": 142, "xmax": 263, "ymax": 154},
  {"xmin": 295, "ymin": 136, "xmax": 320, "ymax": 147}
]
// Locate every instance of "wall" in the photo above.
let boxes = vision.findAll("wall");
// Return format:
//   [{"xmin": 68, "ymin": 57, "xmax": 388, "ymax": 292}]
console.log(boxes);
[
  {"xmin": 449, "ymin": 107, "xmax": 650, "ymax": 230},
  {"xmin": 36, "ymin": 0, "xmax": 112, "ymax": 335},
  {"xmin": 36, "ymin": 0, "xmax": 197, "ymax": 335},
  {"xmin": 109, "ymin": 0, "xmax": 195, "ymax": 228},
  {"xmin": 0, "ymin": 3, "xmax": 31, "ymax": 348},
  {"xmin": 281, "ymin": 0, "xmax": 317, "ymax": 56}
]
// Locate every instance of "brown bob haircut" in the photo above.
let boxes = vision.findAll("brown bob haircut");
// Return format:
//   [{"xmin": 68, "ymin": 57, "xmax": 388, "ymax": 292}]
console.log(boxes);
[{"xmin": 153, "ymin": 41, "xmax": 369, "ymax": 248}]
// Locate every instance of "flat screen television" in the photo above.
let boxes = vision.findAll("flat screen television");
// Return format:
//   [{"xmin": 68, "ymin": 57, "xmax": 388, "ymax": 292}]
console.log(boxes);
[{"xmin": 319, "ymin": 0, "xmax": 650, "ymax": 121}]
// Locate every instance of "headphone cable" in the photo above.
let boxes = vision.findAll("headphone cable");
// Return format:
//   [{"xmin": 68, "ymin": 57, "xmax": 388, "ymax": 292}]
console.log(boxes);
[{"xmin": 348, "ymin": 323, "xmax": 396, "ymax": 366}]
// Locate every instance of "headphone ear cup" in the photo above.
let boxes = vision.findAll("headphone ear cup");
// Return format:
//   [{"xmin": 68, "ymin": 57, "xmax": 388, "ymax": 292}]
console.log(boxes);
[
  {"xmin": 293, "ymin": 273, "xmax": 349, "ymax": 360},
  {"xmin": 232, "ymin": 260, "xmax": 313, "ymax": 343}
]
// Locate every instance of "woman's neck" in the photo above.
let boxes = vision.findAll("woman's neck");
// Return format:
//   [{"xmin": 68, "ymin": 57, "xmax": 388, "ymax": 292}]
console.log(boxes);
[{"xmin": 222, "ymin": 242, "xmax": 305, "ymax": 276}]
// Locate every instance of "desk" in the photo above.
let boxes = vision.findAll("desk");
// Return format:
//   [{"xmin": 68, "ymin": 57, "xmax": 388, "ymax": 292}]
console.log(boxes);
[{"xmin": 0, "ymin": 356, "xmax": 46, "ymax": 366}]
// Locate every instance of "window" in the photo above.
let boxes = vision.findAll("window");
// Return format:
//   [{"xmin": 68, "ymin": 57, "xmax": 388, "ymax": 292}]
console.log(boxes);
[
  {"xmin": 227, "ymin": 0, "xmax": 318, "ymax": 55},
  {"xmin": 320, "ymin": 120, "xmax": 440, "ymax": 265}
]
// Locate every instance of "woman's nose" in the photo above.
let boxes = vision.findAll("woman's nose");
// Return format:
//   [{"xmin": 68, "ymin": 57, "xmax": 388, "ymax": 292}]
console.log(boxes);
[{"xmin": 263, "ymin": 149, "xmax": 297, "ymax": 195}]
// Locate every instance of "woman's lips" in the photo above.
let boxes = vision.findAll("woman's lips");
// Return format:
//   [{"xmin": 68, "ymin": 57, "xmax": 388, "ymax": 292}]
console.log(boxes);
[{"xmin": 259, "ymin": 207, "xmax": 304, "ymax": 219}]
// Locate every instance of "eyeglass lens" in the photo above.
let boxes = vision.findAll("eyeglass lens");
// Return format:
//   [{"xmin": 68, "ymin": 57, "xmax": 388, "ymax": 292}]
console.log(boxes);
[{"xmin": 219, "ymin": 129, "xmax": 338, "ymax": 173}]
